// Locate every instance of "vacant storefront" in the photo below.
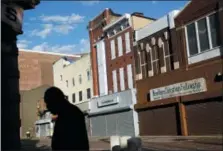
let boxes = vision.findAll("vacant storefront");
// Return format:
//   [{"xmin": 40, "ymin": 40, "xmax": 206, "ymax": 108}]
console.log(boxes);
[
  {"xmin": 35, "ymin": 119, "xmax": 54, "ymax": 138},
  {"xmin": 185, "ymin": 97, "xmax": 222, "ymax": 135},
  {"xmin": 138, "ymin": 104, "xmax": 181, "ymax": 135},
  {"xmin": 89, "ymin": 89, "xmax": 139, "ymax": 137}
]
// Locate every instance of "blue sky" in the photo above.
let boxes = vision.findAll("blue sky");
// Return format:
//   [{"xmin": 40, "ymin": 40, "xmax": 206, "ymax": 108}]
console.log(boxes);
[{"xmin": 17, "ymin": 1, "xmax": 188, "ymax": 54}]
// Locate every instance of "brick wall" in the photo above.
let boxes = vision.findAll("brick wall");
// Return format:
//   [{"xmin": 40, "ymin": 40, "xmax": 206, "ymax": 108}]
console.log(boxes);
[{"xmin": 19, "ymin": 50, "xmax": 78, "ymax": 91}]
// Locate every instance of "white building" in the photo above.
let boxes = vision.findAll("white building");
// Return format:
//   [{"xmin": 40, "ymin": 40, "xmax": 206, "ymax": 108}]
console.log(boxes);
[{"xmin": 53, "ymin": 53, "xmax": 93, "ymax": 133}]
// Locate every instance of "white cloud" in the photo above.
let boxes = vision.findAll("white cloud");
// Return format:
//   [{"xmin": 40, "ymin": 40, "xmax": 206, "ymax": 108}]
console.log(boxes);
[
  {"xmin": 54, "ymin": 24, "xmax": 75, "ymax": 34},
  {"xmin": 30, "ymin": 23, "xmax": 76, "ymax": 38},
  {"xmin": 32, "ymin": 42, "xmax": 76, "ymax": 53},
  {"xmin": 81, "ymin": 1, "xmax": 99, "ymax": 6},
  {"xmin": 17, "ymin": 40, "xmax": 31, "ymax": 49},
  {"xmin": 30, "ymin": 13, "xmax": 85, "ymax": 38},
  {"xmin": 31, "ymin": 24, "xmax": 53, "ymax": 39},
  {"xmin": 31, "ymin": 38, "xmax": 90, "ymax": 54},
  {"xmin": 40, "ymin": 14, "xmax": 85, "ymax": 24}
]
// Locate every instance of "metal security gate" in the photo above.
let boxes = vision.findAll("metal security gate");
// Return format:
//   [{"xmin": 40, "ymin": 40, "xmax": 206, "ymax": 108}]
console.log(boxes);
[
  {"xmin": 117, "ymin": 111, "xmax": 135, "ymax": 136},
  {"xmin": 90, "ymin": 110, "xmax": 135, "ymax": 137},
  {"xmin": 91, "ymin": 115, "xmax": 106, "ymax": 136},
  {"xmin": 185, "ymin": 98, "xmax": 223, "ymax": 135},
  {"xmin": 138, "ymin": 105, "xmax": 180, "ymax": 135},
  {"xmin": 40, "ymin": 124, "xmax": 46, "ymax": 137}
]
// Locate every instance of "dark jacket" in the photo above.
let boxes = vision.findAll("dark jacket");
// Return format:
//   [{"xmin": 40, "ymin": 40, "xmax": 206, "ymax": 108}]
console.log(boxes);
[{"xmin": 52, "ymin": 102, "xmax": 89, "ymax": 151}]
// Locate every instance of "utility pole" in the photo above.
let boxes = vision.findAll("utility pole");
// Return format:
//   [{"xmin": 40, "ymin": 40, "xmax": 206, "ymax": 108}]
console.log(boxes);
[{"xmin": 1, "ymin": 0, "xmax": 40, "ymax": 150}]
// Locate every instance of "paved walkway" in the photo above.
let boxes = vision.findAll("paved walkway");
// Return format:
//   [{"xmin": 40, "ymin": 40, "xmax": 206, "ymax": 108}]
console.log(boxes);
[{"xmin": 21, "ymin": 136, "xmax": 223, "ymax": 151}]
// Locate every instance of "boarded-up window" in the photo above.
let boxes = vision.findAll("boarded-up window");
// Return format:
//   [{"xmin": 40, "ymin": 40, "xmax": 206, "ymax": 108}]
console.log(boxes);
[
  {"xmin": 110, "ymin": 40, "xmax": 116, "ymax": 59},
  {"xmin": 112, "ymin": 70, "xmax": 118, "ymax": 93},
  {"xmin": 118, "ymin": 36, "xmax": 123, "ymax": 57},
  {"xmin": 96, "ymin": 40, "xmax": 108, "ymax": 96},
  {"xmin": 127, "ymin": 64, "xmax": 133, "ymax": 89},
  {"xmin": 125, "ymin": 32, "xmax": 131, "ymax": 53},
  {"xmin": 119, "ymin": 68, "xmax": 125, "ymax": 91}
]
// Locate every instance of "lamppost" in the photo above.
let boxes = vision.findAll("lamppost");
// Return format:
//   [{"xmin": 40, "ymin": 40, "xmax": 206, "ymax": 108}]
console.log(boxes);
[{"xmin": 1, "ymin": 0, "xmax": 40, "ymax": 150}]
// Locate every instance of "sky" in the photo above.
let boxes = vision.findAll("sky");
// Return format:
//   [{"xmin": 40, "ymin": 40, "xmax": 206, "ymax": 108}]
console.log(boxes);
[{"xmin": 17, "ymin": 0, "xmax": 188, "ymax": 54}]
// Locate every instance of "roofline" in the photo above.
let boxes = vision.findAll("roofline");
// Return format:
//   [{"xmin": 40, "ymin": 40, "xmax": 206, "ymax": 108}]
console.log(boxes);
[
  {"xmin": 174, "ymin": 1, "xmax": 192, "ymax": 19},
  {"xmin": 103, "ymin": 13, "xmax": 131, "ymax": 31},
  {"xmin": 88, "ymin": 8, "xmax": 121, "ymax": 28},
  {"xmin": 131, "ymin": 14, "xmax": 156, "ymax": 21},
  {"xmin": 19, "ymin": 49, "xmax": 81, "ymax": 58}
]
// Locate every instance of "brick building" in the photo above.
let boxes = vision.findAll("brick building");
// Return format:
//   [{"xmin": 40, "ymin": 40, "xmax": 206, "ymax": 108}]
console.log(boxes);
[
  {"xmin": 88, "ymin": 8, "xmax": 155, "ymax": 137},
  {"xmin": 19, "ymin": 49, "xmax": 80, "ymax": 91},
  {"xmin": 134, "ymin": 0, "xmax": 222, "ymax": 136},
  {"xmin": 19, "ymin": 49, "xmax": 80, "ymax": 138}
]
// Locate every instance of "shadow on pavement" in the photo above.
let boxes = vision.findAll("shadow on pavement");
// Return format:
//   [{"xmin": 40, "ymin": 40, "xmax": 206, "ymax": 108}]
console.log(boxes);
[{"xmin": 21, "ymin": 139, "xmax": 51, "ymax": 151}]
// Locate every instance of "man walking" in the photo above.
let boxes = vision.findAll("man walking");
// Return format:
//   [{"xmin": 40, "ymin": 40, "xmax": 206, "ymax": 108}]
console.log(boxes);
[{"xmin": 44, "ymin": 87, "xmax": 89, "ymax": 151}]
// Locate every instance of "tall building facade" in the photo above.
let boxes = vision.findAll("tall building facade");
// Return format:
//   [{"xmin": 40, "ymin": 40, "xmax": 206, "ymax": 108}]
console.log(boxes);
[
  {"xmin": 88, "ymin": 8, "xmax": 155, "ymax": 137},
  {"xmin": 53, "ymin": 53, "xmax": 93, "ymax": 135},
  {"xmin": 134, "ymin": 0, "xmax": 222, "ymax": 136}
]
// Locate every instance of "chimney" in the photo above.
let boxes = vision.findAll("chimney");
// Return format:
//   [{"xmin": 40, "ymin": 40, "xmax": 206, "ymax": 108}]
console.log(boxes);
[{"xmin": 132, "ymin": 12, "xmax": 144, "ymax": 17}]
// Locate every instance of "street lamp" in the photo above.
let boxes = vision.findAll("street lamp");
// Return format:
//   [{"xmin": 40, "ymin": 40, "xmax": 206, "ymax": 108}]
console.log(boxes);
[{"xmin": 1, "ymin": 0, "xmax": 40, "ymax": 150}]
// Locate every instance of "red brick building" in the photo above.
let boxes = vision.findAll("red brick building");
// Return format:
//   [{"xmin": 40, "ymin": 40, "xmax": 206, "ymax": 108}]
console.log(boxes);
[
  {"xmin": 87, "ymin": 9, "xmax": 155, "ymax": 137},
  {"xmin": 134, "ymin": 0, "xmax": 222, "ymax": 136},
  {"xmin": 19, "ymin": 49, "xmax": 80, "ymax": 90},
  {"xmin": 88, "ymin": 8, "xmax": 121, "ymax": 97}
]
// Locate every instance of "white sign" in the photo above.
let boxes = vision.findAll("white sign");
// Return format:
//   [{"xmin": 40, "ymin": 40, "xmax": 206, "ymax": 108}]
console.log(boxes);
[
  {"xmin": 97, "ymin": 97, "xmax": 119, "ymax": 107},
  {"xmin": 1, "ymin": 3, "xmax": 24, "ymax": 34},
  {"xmin": 150, "ymin": 78, "xmax": 207, "ymax": 101}
]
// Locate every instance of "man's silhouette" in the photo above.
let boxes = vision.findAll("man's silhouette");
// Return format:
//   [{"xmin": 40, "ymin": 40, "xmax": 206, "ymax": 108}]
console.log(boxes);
[{"xmin": 44, "ymin": 87, "xmax": 89, "ymax": 151}]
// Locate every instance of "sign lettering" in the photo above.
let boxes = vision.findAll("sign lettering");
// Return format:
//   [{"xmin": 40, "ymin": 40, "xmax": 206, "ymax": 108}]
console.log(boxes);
[
  {"xmin": 97, "ymin": 97, "xmax": 119, "ymax": 107},
  {"xmin": 150, "ymin": 78, "xmax": 207, "ymax": 101}
]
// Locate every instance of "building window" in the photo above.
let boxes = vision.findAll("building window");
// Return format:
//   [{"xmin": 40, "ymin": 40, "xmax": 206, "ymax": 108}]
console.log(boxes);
[
  {"xmin": 209, "ymin": 13, "xmax": 220, "ymax": 48},
  {"xmin": 127, "ymin": 64, "xmax": 133, "ymax": 89},
  {"xmin": 119, "ymin": 67, "xmax": 125, "ymax": 91},
  {"xmin": 197, "ymin": 18, "xmax": 209, "ymax": 52},
  {"xmin": 109, "ymin": 30, "xmax": 115, "ymax": 37},
  {"xmin": 79, "ymin": 75, "xmax": 82, "ymax": 84},
  {"xmin": 72, "ymin": 78, "xmax": 75, "ymax": 86},
  {"xmin": 87, "ymin": 70, "xmax": 91, "ymax": 81},
  {"xmin": 185, "ymin": 12, "xmax": 220, "ymax": 57},
  {"xmin": 151, "ymin": 46, "xmax": 160, "ymax": 75},
  {"xmin": 110, "ymin": 40, "xmax": 116, "ymax": 59},
  {"xmin": 123, "ymin": 21, "xmax": 130, "ymax": 29},
  {"xmin": 72, "ymin": 93, "xmax": 75, "ymax": 103},
  {"xmin": 115, "ymin": 26, "xmax": 122, "ymax": 33},
  {"xmin": 66, "ymin": 80, "xmax": 68, "ymax": 87},
  {"xmin": 60, "ymin": 75, "xmax": 63, "ymax": 81},
  {"xmin": 87, "ymin": 88, "xmax": 91, "ymax": 99},
  {"xmin": 135, "ymin": 49, "xmax": 141, "ymax": 75},
  {"xmin": 125, "ymin": 32, "xmax": 131, "ymax": 53},
  {"xmin": 140, "ymin": 50, "xmax": 148, "ymax": 78},
  {"xmin": 79, "ymin": 91, "xmax": 82, "ymax": 101},
  {"xmin": 112, "ymin": 70, "xmax": 118, "ymax": 93},
  {"xmin": 118, "ymin": 36, "xmax": 123, "ymax": 57}
]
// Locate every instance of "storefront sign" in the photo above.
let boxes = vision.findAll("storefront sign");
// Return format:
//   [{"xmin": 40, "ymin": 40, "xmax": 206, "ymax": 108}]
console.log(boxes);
[
  {"xmin": 1, "ymin": 3, "xmax": 24, "ymax": 34},
  {"xmin": 150, "ymin": 78, "xmax": 207, "ymax": 101},
  {"xmin": 97, "ymin": 97, "xmax": 119, "ymax": 107}
]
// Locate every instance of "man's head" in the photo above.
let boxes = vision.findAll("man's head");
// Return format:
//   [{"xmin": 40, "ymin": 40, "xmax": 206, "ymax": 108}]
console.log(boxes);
[{"xmin": 44, "ymin": 87, "xmax": 67, "ymax": 114}]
